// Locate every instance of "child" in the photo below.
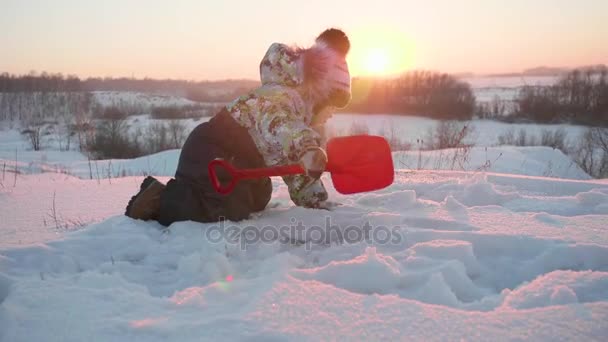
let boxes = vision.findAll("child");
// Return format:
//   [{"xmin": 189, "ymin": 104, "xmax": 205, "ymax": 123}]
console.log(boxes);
[{"xmin": 125, "ymin": 28, "xmax": 351, "ymax": 225}]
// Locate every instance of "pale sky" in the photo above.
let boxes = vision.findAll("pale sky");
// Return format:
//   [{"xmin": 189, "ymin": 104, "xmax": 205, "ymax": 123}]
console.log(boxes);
[{"xmin": 1, "ymin": 0, "xmax": 606, "ymax": 80}]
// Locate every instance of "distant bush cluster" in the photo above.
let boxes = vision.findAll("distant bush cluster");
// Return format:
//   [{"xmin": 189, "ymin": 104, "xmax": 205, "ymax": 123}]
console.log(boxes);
[
  {"xmin": 86, "ymin": 107, "xmax": 189, "ymax": 159},
  {"xmin": 0, "ymin": 72, "xmax": 82, "ymax": 92},
  {"xmin": 0, "ymin": 92, "xmax": 93, "ymax": 122},
  {"xmin": 347, "ymin": 71, "xmax": 476, "ymax": 120},
  {"xmin": 514, "ymin": 68, "xmax": 608, "ymax": 125},
  {"xmin": 497, "ymin": 128, "xmax": 569, "ymax": 153},
  {"xmin": 572, "ymin": 128, "xmax": 608, "ymax": 178},
  {"xmin": 496, "ymin": 126, "xmax": 608, "ymax": 178},
  {"xmin": 475, "ymin": 95, "xmax": 513, "ymax": 120}
]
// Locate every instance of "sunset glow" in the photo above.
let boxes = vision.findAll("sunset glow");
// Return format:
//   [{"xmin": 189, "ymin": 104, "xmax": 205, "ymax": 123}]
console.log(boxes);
[
  {"xmin": 363, "ymin": 49, "xmax": 390, "ymax": 75},
  {"xmin": 0, "ymin": 1, "xmax": 606, "ymax": 80},
  {"xmin": 348, "ymin": 26, "xmax": 415, "ymax": 77}
]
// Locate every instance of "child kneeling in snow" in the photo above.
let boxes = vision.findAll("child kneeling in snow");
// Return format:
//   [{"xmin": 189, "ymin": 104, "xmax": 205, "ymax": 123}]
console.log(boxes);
[{"xmin": 124, "ymin": 28, "xmax": 352, "ymax": 225}]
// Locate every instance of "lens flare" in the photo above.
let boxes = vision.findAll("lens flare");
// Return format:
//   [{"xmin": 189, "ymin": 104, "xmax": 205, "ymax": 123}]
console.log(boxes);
[{"xmin": 217, "ymin": 274, "xmax": 234, "ymax": 292}]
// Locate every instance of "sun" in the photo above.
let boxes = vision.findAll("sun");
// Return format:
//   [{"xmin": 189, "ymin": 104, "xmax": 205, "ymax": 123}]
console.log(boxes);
[
  {"xmin": 364, "ymin": 49, "xmax": 390, "ymax": 75},
  {"xmin": 347, "ymin": 26, "xmax": 415, "ymax": 77}
]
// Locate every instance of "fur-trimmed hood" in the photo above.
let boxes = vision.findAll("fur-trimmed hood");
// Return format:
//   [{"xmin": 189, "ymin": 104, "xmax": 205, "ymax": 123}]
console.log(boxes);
[
  {"xmin": 258, "ymin": 39, "xmax": 351, "ymax": 108},
  {"xmin": 259, "ymin": 43, "xmax": 304, "ymax": 87}
]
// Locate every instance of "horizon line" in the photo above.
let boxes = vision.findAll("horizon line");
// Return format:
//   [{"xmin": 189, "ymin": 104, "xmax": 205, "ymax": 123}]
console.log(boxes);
[{"xmin": 2, "ymin": 63, "xmax": 606, "ymax": 83}]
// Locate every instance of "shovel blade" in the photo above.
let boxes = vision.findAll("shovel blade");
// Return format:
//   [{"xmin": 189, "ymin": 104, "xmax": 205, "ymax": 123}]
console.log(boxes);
[{"xmin": 326, "ymin": 135, "xmax": 394, "ymax": 194}]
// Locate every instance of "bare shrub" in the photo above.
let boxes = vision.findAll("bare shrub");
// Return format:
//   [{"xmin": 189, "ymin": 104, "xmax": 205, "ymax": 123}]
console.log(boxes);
[
  {"xmin": 476, "ymin": 95, "xmax": 513, "ymax": 119},
  {"xmin": 540, "ymin": 128, "xmax": 568, "ymax": 152},
  {"xmin": 140, "ymin": 120, "xmax": 187, "ymax": 154},
  {"xmin": 497, "ymin": 127, "xmax": 569, "ymax": 153},
  {"xmin": 21, "ymin": 119, "xmax": 46, "ymax": 151},
  {"xmin": 497, "ymin": 129, "xmax": 516, "ymax": 145},
  {"xmin": 71, "ymin": 118, "xmax": 95, "ymax": 152},
  {"xmin": 516, "ymin": 129, "xmax": 532, "ymax": 146},
  {"xmin": 497, "ymin": 128, "xmax": 541, "ymax": 147},
  {"xmin": 54, "ymin": 112, "xmax": 76, "ymax": 151},
  {"xmin": 425, "ymin": 121, "xmax": 475, "ymax": 150},
  {"xmin": 45, "ymin": 191, "xmax": 89, "ymax": 231},
  {"xmin": 167, "ymin": 119, "xmax": 187, "ymax": 149},
  {"xmin": 145, "ymin": 122, "xmax": 170, "ymax": 153},
  {"xmin": 573, "ymin": 127, "xmax": 608, "ymax": 178},
  {"xmin": 88, "ymin": 110, "xmax": 141, "ymax": 159},
  {"xmin": 590, "ymin": 126, "xmax": 608, "ymax": 152},
  {"xmin": 421, "ymin": 121, "xmax": 475, "ymax": 170}
]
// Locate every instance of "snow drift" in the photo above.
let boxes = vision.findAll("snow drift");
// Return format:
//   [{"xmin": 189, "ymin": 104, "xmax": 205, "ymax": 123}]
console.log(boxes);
[{"xmin": 1, "ymin": 170, "xmax": 607, "ymax": 340}]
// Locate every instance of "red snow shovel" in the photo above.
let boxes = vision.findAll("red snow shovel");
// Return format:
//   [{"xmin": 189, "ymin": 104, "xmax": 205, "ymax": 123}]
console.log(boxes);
[{"xmin": 208, "ymin": 135, "xmax": 394, "ymax": 195}]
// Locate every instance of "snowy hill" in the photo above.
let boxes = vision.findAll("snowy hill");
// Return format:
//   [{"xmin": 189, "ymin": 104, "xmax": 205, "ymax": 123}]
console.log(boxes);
[
  {"xmin": 1, "ymin": 109, "xmax": 607, "ymax": 339},
  {"xmin": 1, "ymin": 170, "xmax": 608, "ymax": 340}
]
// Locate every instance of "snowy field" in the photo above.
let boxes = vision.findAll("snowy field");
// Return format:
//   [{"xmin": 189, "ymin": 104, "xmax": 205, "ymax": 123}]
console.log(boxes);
[
  {"xmin": 1, "ymin": 170, "xmax": 608, "ymax": 340},
  {"xmin": 0, "ymin": 113, "xmax": 589, "ymax": 155},
  {"xmin": 326, "ymin": 114, "xmax": 588, "ymax": 148},
  {"xmin": 2, "ymin": 78, "xmax": 608, "ymax": 340},
  {"xmin": 464, "ymin": 75, "xmax": 558, "ymax": 102},
  {"xmin": 0, "ymin": 112, "xmax": 590, "ymax": 180},
  {"xmin": 2, "ymin": 141, "xmax": 608, "ymax": 340}
]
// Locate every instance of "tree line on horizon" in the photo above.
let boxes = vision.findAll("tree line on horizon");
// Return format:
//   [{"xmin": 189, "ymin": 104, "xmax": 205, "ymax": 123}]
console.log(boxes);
[
  {"xmin": 1, "ymin": 68, "xmax": 607, "ymax": 126},
  {"xmin": 0, "ymin": 72, "xmax": 258, "ymax": 102}
]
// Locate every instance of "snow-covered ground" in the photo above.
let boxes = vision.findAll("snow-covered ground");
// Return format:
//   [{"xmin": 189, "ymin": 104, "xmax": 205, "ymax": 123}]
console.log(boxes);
[
  {"xmin": 2, "ymin": 78, "xmax": 608, "ymax": 340},
  {"xmin": 327, "ymin": 114, "xmax": 588, "ymax": 148},
  {"xmin": 2, "ymin": 113, "xmax": 588, "ymax": 156},
  {"xmin": 464, "ymin": 75, "xmax": 558, "ymax": 103},
  {"xmin": 1, "ymin": 169, "xmax": 608, "ymax": 340},
  {"xmin": 92, "ymin": 91, "xmax": 200, "ymax": 109},
  {"xmin": 393, "ymin": 146, "xmax": 590, "ymax": 180},
  {"xmin": 0, "ymin": 140, "xmax": 594, "ymax": 246},
  {"xmin": 464, "ymin": 75, "xmax": 558, "ymax": 89},
  {"xmin": 0, "ymin": 141, "xmax": 591, "ymax": 182}
]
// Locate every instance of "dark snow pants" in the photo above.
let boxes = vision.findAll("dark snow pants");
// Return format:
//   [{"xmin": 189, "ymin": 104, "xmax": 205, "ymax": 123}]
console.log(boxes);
[{"xmin": 157, "ymin": 109, "xmax": 272, "ymax": 226}]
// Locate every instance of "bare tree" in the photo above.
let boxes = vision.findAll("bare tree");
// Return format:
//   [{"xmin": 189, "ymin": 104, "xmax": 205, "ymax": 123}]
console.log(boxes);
[
  {"xmin": 540, "ymin": 128, "xmax": 569, "ymax": 152},
  {"xmin": 88, "ymin": 107, "xmax": 140, "ymax": 159},
  {"xmin": 573, "ymin": 127, "xmax": 608, "ymax": 178},
  {"xmin": 21, "ymin": 119, "xmax": 45, "ymax": 151},
  {"xmin": 145, "ymin": 122, "xmax": 169, "ymax": 153},
  {"xmin": 167, "ymin": 119, "xmax": 187, "ymax": 149}
]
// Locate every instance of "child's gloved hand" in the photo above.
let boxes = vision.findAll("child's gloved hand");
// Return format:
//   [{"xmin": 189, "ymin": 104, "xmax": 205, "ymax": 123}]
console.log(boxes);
[{"xmin": 299, "ymin": 147, "xmax": 327, "ymax": 179}]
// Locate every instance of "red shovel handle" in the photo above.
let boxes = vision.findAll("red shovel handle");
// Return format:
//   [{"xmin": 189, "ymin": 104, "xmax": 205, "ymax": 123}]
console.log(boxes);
[
  {"xmin": 208, "ymin": 159, "xmax": 239, "ymax": 194},
  {"xmin": 209, "ymin": 136, "xmax": 394, "ymax": 196},
  {"xmin": 208, "ymin": 159, "xmax": 306, "ymax": 195}
]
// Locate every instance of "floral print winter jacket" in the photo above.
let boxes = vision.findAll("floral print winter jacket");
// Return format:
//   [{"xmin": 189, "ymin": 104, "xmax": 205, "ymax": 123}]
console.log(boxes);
[{"xmin": 226, "ymin": 43, "xmax": 328, "ymax": 208}]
